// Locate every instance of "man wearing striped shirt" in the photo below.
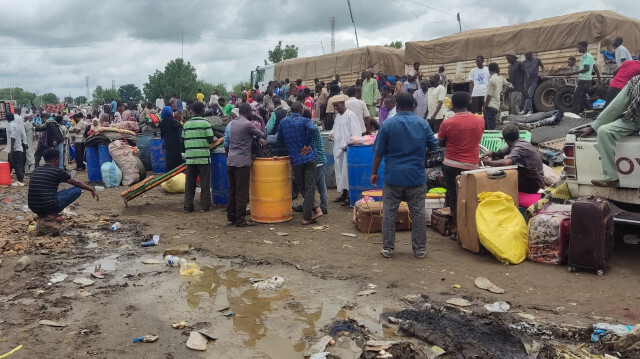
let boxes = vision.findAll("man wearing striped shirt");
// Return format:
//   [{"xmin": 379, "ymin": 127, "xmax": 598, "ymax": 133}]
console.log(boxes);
[{"xmin": 182, "ymin": 102, "xmax": 219, "ymax": 213}]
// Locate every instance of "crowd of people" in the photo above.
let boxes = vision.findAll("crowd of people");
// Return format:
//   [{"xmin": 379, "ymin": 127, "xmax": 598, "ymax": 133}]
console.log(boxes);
[{"xmin": 4, "ymin": 37, "xmax": 640, "ymax": 257}]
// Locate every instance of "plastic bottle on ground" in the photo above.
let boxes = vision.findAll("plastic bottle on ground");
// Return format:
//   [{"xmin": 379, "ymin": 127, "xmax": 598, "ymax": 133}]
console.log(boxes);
[
  {"xmin": 164, "ymin": 255, "xmax": 187, "ymax": 267},
  {"xmin": 141, "ymin": 235, "xmax": 160, "ymax": 247},
  {"xmin": 111, "ymin": 222, "xmax": 121, "ymax": 231}
]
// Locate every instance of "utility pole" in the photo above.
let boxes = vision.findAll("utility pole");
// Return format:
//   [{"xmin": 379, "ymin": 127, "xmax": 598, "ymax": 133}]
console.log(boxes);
[
  {"xmin": 457, "ymin": 13, "xmax": 462, "ymax": 33},
  {"xmin": 85, "ymin": 76, "xmax": 89, "ymax": 102},
  {"xmin": 346, "ymin": 0, "xmax": 359, "ymax": 47},
  {"xmin": 329, "ymin": 17, "xmax": 336, "ymax": 53},
  {"xmin": 179, "ymin": 29, "xmax": 183, "ymax": 99}
]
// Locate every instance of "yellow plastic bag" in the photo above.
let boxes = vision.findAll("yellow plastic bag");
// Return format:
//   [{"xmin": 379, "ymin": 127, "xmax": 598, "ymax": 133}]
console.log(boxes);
[
  {"xmin": 161, "ymin": 173, "xmax": 186, "ymax": 193},
  {"xmin": 476, "ymin": 191, "xmax": 528, "ymax": 264},
  {"xmin": 179, "ymin": 262, "xmax": 203, "ymax": 276}
]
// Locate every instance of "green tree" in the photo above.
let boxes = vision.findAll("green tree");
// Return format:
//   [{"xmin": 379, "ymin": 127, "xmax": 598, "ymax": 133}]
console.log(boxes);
[
  {"xmin": 41, "ymin": 92, "xmax": 60, "ymax": 104},
  {"xmin": 195, "ymin": 80, "xmax": 229, "ymax": 103},
  {"xmin": 385, "ymin": 40, "xmax": 403, "ymax": 49},
  {"xmin": 118, "ymin": 84, "xmax": 143, "ymax": 102},
  {"xmin": 266, "ymin": 41, "xmax": 299, "ymax": 64},
  {"xmin": 231, "ymin": 81, "xmax": 252, "ymax": 97},
  {"xmin": 64, "ymin": 96, "xmax": 74, "ymax": 104},
  {"xmin": 91, "ymin": 86, "xmax": 120, "ymax": 107},
  {"xmin": 74, "ymin": 96, "xmax": 87, "ymax": 105},
  {"xmin": 143, "ymin": 58, "xmax": 197, "ymax": 101},
  {"xmin": 0, "ymin": 87, "xmax": 37, "ymax": 107}
]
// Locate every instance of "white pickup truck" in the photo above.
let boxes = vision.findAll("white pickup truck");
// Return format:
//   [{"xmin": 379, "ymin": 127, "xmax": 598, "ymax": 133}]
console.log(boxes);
[{"xmin": 564, "ymin": 125, "xmax": 640, "ymax": 207}]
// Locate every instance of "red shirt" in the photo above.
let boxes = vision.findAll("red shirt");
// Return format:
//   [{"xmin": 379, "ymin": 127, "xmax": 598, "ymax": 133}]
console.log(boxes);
[
  {"xmin": 437, "ymin": 112, "xmax": 485, "ymax": 169},
  {"xmin": 610, "ymin": 60, "xmax": 640, "ymax": 89}
]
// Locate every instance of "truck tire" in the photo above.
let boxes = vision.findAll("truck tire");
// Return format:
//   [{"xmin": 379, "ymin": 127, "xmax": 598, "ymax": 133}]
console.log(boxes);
[
  {"xmin": 532, "ymin": 80, "xmax": 558, "ymax": 112},
  {"xmin": 554, "ymin": 85, "xmax": 575, "ymax": 113}
]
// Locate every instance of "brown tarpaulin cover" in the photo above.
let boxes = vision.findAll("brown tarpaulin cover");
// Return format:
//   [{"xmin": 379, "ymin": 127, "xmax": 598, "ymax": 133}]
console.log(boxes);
[
  {"xmin": 405, "ymin": 11, "xmax": 640, "ymax": 65},
  {"xmin": 274, "ymin": 46, "xmax": 405, "ymax": 81}
]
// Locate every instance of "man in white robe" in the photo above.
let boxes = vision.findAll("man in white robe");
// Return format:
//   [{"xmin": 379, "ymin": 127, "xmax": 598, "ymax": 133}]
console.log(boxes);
[{"xmin": 330, "ymin": 95, "xmax": 362, "ymax": 206}]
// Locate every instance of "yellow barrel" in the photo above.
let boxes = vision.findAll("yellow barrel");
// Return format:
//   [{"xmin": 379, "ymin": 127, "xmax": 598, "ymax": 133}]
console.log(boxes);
[{"xmin": 250, "ymin": 157, "xmax": 292, "ymax": 223}]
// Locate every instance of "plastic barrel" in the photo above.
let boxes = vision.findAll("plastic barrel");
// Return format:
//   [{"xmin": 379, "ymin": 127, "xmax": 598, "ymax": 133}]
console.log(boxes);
[
  {"xmin": 136, "ymin": 133, "xmax": 153, "ymax": 171},
  {"xmin": 250, "ymin": 156, "xmax": 292, "ymax": 223},
  {"xmin": 98, "ymin": 145, "xmax": 112, "ymax": 167},
  {"xmin": 149, "ymin": 137, "xmax": 166, "ymax": 174},
  {"xmin": 0, "ymin": 162, "xmax": 11, "ymax": 185},
  {"xmin": 347, "ymin": 144, "xmax": 384, "ymax": 207},
  {"xmin": 210, "ymin": 148, "xmax": 228, "ymax": 205},
  {"xmin": 85, "ymin": 146, "xmax": 102, "ymax": 182},
  {"xmin": 320, "ymin": 131, "xmax": 336, "ymax": 188}
]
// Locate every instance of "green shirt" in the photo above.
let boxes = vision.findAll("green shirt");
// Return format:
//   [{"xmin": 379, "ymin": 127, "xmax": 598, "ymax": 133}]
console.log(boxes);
[
  {"xmin": 579, "ymin": 52, "xmax": 595, "ymax": 81},
  {"xmin": 361, "ymin": 78, "xmax": 379, "ymax": 106},
  {"xmin": 182, "ymin": 117, "xmax": 214, "ymax": 164},
  {"xmin": 222, "ymin": 104, "xmax": 233, "ymax": 116}
]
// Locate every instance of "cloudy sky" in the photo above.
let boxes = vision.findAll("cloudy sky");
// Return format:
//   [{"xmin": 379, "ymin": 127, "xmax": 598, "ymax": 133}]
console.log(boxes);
[{"xmin": 0, "ymin": 0, "xmax": 637, "ymax": 100}]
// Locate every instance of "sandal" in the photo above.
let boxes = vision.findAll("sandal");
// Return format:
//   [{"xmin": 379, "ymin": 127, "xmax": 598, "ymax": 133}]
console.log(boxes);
[
  {"xmin": 302, "ymin": 219, "xmax": 317, "ymax": 225},
  {"xmin": 236, "ymin": 220, "xmax": 257, "ymax": 227},
  {"xmin": 340, "ymin": 199, "xmax": 351, "ymax": 206}
]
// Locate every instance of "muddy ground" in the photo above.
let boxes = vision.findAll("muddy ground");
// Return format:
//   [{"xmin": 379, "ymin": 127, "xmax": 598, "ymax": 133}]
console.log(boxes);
[{"xmin": 1, "ymin": 168, "xmax": 640, "ymax": 358}]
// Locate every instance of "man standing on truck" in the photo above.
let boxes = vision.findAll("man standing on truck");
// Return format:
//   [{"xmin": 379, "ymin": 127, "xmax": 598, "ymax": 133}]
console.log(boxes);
[
  {"xmin": 566, "ymin": 41, "xmax": 601, "ymax": 114},
  {"xmin": 522, "ymin": 51, "xmax": 545, "ymax": 115},
  {"xmin": 580, "ymin": 75, "xmax": 640, "ymax": 187},
  {"xmin": 468, "ymin": 56, "xmax": 490, "ymax": 114},
  {"xmin": 506, "ymin": 52, "xmax": 529, "ymax": 115},
  {"xmin": 427, "ymin": 74, "xmax": 446, "ymax": 132},
  {"xmin": 484, "ymin": 63, "xmax": 504, "ymax": 130},
  {"xmin": 612, "ymin": 37, "xmax": 632, "ymax": 69}
]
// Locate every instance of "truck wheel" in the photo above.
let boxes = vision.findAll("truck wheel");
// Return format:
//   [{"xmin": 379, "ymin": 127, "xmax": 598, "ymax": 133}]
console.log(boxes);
[
  {"xmin": 532, "ymin": 80, "xmax": 557, "ymax": 112},
  {"xmin": 554, "ymin": 85, "xmax": 576, "ymax": 113}
]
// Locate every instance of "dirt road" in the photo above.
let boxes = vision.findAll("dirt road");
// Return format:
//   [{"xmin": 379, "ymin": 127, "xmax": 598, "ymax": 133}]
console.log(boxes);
[{"xmin": 0, "ymin": 170, "xmax": 639, "ymax": 358}]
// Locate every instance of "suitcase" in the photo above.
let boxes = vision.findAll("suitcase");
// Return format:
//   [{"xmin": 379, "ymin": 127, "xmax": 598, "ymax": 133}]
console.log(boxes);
[
  {"xmin": 568, "ymin": 196, "xmax": 614, "ymax": 275},
  {"xmin": 355, "ymin": 201, "xmax": 411, "ymax": 233},
  {"xmin": 527, "ymin": 204, "xmax": 572, "ymax": 264},
  {"xmin": 456, "ymin": 166, "xmax": 519, "ymax": 253},
  {"xmin": 431, "ymin": 207, "xmax": 452, "ymax": 236}
]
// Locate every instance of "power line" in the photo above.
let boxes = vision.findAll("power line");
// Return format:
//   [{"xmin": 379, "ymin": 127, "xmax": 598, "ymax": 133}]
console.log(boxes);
[
  {"xmin": 346, "ymin": 0, "xmax": 359, "ymax": 47},
  {"xmin": 392, "ymin": 0, "xmax": 457, "ymax": 23},
  {"xmin": 399, "ymin": 0, "xmax": 455, "ymax": 16}
]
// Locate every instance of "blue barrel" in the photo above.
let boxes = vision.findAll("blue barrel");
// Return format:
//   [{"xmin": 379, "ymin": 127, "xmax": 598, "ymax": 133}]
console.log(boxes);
[
  {"xmin": 347, "ymin": 144, "xmax": 384, "ymax": 207},
  {"xmin": 85, "ymin": 146, "xmax": 101, "ymax": 182},
  {"xmin": 149, "ymin": 137, "xmax": 166, "ymax": 174},
  {"xmin": 210, "ymin": 148, "xmax": 228, "ymax": 205},
  {"xmin": 321, "ymin": 131, "xmax": 336, "ymax": 188},
  {"xmin": 98, "ymin": 145, "xmax": 112, "ymax": 167},
  {"xmin": 136, "ymin": 133, "xmax": 153, "ymax": 171}
]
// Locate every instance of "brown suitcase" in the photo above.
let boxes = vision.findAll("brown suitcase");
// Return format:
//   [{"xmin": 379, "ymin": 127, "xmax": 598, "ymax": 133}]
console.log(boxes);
[
  {"xmin": 431, "ymin": 207, "xmax": 453, "ymax": 236},
  {"xmin": 456, "ymin": 166, "xmax": 519, "ymax": 253},
  {"xmin": 568, "ymin": 196, "xmax": 614, "ymax": 275},
  {"xmin": 355, "ymin": 201, "xmax": 411, "ymax": 233}
]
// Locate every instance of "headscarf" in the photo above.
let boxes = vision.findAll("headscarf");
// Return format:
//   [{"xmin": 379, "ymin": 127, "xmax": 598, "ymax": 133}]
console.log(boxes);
[
  {"xmin": 623, "ymin": 75, "xmax": 640, "ymax": 123},
  {"xmin": 160, "ymin": 106, "xmax": 174, "ymax": 120},
  {"xmin": 99, "ymin": 113, "xmax": 110, "ymax": 126}
]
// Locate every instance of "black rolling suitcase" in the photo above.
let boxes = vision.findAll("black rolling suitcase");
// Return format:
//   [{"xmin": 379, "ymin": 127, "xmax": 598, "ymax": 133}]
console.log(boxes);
[{"xmin": 568, "ymin": 196, "xmax": 615, "ymax": 275}]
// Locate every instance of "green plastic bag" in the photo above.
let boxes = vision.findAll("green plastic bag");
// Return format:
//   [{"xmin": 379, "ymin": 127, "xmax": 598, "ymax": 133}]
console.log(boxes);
[{"xmin": 476, "ymin": 191, "xmax": 528, "ymax": 264}]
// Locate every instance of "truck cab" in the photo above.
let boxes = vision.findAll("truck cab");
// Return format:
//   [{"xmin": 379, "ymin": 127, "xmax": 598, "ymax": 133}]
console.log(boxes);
[{"xmin": 564, "ymin": 126, "xmax": 640, "ymax": 206}]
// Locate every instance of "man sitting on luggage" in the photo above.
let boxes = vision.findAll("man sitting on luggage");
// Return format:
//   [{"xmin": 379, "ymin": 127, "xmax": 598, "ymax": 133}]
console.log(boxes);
[
  {"xmin": 580, "ymin": 75, "xmax": 640, "ymax": 187},
  {"xmin": 28, "ymin": 149, "xmax": 99, "ymax": 221},
  {"xmin": 481, "ymin": 124, "xmax": 546, "ymax": 193}
]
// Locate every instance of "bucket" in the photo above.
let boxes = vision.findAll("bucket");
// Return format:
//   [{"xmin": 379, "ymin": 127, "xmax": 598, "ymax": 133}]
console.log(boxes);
[
  {"xmin": 98, "ymin": 145, "xmax": 112, "ymax": 167},
  {"xmin": 320, "ymin": 131, "xmax": 336, "ymax": 188},
  {"xmin": 85, "ymin": 146, "xmax": 102, "ymax": 182},
  {"xmin": 136, "ymin": 133, "xmax": 153, "ymax": 171},
  {"xmin": 347, "ymin": 144, "xmax": 384, "ymax": 207},
  {"xmin": 250, "ymin": 156, "xmax": 292, "ymax": 223},
  {"xmin": 0, "ymin": 162, "xmax": 11, "ymax": 185},
  {"xmin": 149, "ymin": 137, "xmax": 166, "ymax": 174},
  {"xmin": 210, "ymin": 149, "xmax": 228, "ymax": 205}
]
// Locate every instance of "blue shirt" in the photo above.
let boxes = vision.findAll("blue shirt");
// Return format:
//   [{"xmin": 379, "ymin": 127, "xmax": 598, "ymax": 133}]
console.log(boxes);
[
  {"xmin": 111, "ymin": 100, "xmax": 117, "ymax": 113},
  {"xmin": 223, "ymin": 122, "xmax": 231, "ymax": 148},
  {"xmin": 373, "ymin": 111, "xmax": 439, "ymax": 186},
  {"xmin": 276, "ymin": 113, "xmax": 316, "ymax": 166},
  {"xmin": 177, "ymin": 99, "xmax": 183, "ymax": 111}
]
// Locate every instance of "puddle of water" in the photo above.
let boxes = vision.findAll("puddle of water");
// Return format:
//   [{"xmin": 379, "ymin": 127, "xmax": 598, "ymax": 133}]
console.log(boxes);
[
  {"xmin": 82, "ymin": 253, "xmax": 120, "ymax": 273},
  {"xmin": 255, "ymin": 335, "xmax": 302, "ymax": 359}
]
